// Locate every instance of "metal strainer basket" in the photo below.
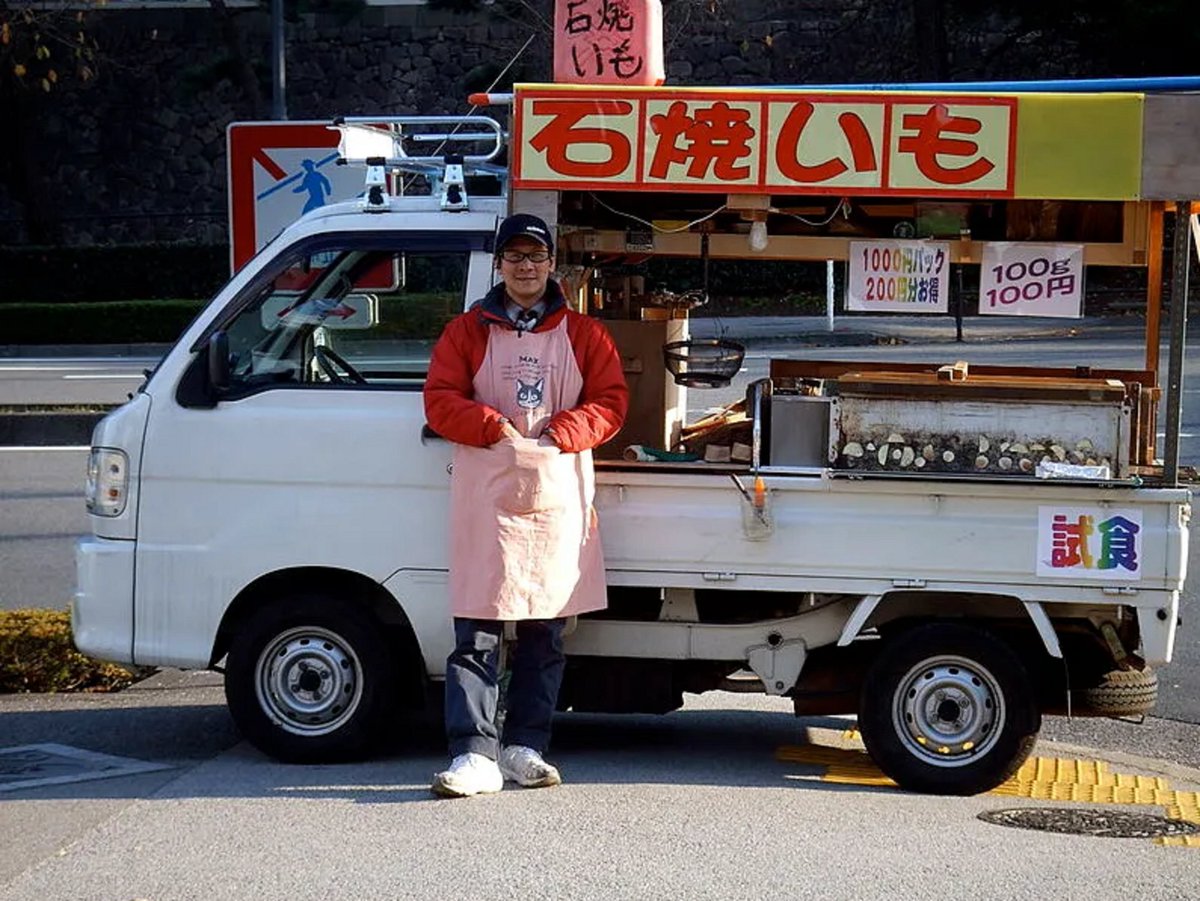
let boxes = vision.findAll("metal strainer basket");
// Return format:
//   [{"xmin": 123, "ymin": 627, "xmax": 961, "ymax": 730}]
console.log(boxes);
[{"xmin": 662, "ymin": 338, "xmax": 746, "ymax": 388}]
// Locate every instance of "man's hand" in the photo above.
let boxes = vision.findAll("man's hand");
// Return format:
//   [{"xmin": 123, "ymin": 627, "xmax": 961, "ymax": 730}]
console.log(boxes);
[{"xmin": 498, "ymin": 421, "xmax": 522, "ymax": 442}]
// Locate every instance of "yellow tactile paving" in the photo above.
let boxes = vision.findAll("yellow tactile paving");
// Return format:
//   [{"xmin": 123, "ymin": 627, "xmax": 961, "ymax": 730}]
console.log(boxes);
[
  {"xmin": 775, "ymin": 743, "xmax": 1200, "ymax": 848},
  {"xmin": 777, "ymin": 745, "xmax": 864, "ymax": 767},
  {"xmin": 1160, "ymin": 795, "xmax": 1200, "ymax": 848},
  {"xmin": 1157, "ymin": 836, "xmax": 1200, "ymax": 847}
]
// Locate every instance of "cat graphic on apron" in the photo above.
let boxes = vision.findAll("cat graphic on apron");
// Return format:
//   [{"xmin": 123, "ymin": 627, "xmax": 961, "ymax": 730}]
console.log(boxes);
[{"xmin": 448, "ymin": 317, "xmax": 608, "ymax": 621}]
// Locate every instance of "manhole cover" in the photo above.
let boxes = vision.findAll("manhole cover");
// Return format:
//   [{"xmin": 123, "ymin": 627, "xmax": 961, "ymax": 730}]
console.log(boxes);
[{"xmin": 979, "ymin": 807, "xmax": 1200, "ymax": 839}]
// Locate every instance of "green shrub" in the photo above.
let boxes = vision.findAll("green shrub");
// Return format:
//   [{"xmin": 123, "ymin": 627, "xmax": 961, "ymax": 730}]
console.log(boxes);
[
  {"xmin": 0, "ymin": 609, "xmax": 150, "ymax": 693},
  {"xmin": 371, "ymin": 292, "xmax": 461, "ymax": 338},
  {"xmin": 3, "ymin": 300, "xmax": 206, "ymax": 344}
]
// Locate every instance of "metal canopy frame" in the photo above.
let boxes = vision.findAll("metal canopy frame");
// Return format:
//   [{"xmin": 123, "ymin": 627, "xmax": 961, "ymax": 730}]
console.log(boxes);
[{"xmin": 1162, "ymin": 202, "xmax": 1195, "ymax": 485}]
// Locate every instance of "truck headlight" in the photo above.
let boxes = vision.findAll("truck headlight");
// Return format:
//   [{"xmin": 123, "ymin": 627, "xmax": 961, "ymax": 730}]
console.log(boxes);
[{"xmin": 86, "ymin": 448, "xmax": 129, "ymax": 517}]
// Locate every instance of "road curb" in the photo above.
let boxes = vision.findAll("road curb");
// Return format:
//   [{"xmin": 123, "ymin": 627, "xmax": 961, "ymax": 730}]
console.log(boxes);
[
  {"xmin": 124, "ymin": 669, "xmax": 224, "ymax": 692},
  {"xmin": 700, "ymin": 328, "xmax": 908, "ymax": 348},
  {"xmin": 1035, "ymin": 737, "xmax": 1200, "ymax": 789}
]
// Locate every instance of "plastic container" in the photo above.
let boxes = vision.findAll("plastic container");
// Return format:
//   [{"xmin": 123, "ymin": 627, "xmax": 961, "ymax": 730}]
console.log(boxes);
[{"xmin": 740, "ymin": 482, "xmax": 774, "ymax": 541}]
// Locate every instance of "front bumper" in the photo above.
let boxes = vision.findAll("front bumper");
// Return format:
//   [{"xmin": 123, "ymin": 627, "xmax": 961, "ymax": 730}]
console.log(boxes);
[{"xmin": 72, "ymin": 536, "xmax": 136, "ymax": 665}]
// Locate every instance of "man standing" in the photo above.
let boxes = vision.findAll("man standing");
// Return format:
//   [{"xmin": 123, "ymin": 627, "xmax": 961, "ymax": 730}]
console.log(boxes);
[{"xmin": 423, "ymin": 213, "xmax": 628, "ymax": 797}]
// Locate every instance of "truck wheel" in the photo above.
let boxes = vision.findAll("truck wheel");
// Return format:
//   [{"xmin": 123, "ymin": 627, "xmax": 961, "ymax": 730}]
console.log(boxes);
[
  {"xmin": 225, "ymin": 595, "xmax": 400, "ymax": 763},
  {"xmin": 858, "ymin": 623, "xmax": 1040, "ymax": 795},
  {"xmin": 1078, "ymin": 667, "xmax": 1158, "ymax": 717}
]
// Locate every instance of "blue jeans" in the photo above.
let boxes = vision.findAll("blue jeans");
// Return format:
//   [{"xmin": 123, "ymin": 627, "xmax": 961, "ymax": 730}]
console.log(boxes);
[{"xmin": 444, "ymin": 617, "xmax": 566, "ymax": 760}]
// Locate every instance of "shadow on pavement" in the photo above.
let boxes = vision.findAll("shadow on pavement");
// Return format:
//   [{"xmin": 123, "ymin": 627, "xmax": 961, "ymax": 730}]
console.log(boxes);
[{"xmin": 1, "ymin": 698, "xmax": 890, "ymax": 802}]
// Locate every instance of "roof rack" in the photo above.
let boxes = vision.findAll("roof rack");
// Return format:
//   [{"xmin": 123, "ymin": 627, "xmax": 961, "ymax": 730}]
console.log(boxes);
[{"xmin": 330, "ymin": 114, "xmax": 507, "ymax": 212}]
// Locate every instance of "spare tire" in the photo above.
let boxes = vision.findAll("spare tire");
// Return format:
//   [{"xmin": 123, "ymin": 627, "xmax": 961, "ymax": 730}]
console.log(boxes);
[{"xmin": 1076, "ymin": 667, "xmax": 1158, "ymax": 717}]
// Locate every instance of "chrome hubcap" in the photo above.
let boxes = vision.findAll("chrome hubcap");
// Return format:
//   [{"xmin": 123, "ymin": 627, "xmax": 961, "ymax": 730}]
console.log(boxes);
[
  {"xmin": 892, "ymin": 654, "xmax": 1005, "ymax": 767},
  {"xmin": 255, "ymin": 626, "xmax": 363, "ymax": 736}
]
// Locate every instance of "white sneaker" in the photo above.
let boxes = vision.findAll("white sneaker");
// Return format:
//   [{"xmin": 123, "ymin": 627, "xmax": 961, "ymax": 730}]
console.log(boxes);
[
  {"xmin": 431, "ymin": 752, "xmax": 503, "ymax": 798},
  {"xmin": 499, "ymin": 745, "xmax": 562, "ymax": 788}
]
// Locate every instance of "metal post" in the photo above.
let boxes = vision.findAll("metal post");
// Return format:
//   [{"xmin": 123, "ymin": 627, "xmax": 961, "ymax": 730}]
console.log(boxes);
[
  {"xmin": 271, "ymin": 0, "xmax": 287, "ymax": 120},
  {"xmin": 1144, "ymin": 203, "xmax": 1165, "ymax": 376},
  {"xmin": 1143, "ymin": 203, "xmax": 1165, "ymax": 465},
  {"xmin": 826, "ymin": 260, "xmax": 835, "ymax": 332},
  {"xmin": 1163, "ymin": 201, "xmax": 1192, "ymax": 486},
  {"xmin": 954, "ymin": 264, "xmax": 964, "ymax": 342}
]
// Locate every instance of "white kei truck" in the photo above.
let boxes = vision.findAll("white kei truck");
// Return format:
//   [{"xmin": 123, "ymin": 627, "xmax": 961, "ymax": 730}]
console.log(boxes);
[{"xmin": 74, "ymin": 84, "xmax": 1199, "ymax": 795}]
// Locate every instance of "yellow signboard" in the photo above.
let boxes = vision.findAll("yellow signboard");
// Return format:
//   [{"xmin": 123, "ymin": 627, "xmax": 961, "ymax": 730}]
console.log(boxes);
[
  {"xmin": 513, "ymin": 85, "xmax": 1144, "ymax": 201},
  {"xmin": 1013, "ymin": 93, "xmax": 1142, "ymax": 200}
]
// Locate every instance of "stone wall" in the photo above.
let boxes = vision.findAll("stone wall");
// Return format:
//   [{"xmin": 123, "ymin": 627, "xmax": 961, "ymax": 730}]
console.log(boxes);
[{"xmin": 0, "ymin": 0, "xmax": 1059, "ymax": 247}]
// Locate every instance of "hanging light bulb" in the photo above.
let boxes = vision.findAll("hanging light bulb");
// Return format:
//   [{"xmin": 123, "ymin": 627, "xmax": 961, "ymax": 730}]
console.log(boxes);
[{"xmin": 748, "ymin": 218, "xmax": 769, "ymax": 253}]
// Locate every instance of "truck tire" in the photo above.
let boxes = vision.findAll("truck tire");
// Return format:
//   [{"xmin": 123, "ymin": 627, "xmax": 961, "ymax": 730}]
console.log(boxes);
[
  {"xmin": 858, "ymin": 623, "xmax": 1040, "ymax": 795},
  {"xmin": 1078, "ymin": 667, "xmax": 1158, "ymax": 717},
  {"xmin": 225, "ymin": 595, "xmax": 401, "ymax": 763}
]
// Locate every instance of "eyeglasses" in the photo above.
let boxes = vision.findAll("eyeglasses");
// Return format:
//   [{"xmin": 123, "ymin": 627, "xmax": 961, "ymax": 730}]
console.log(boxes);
[{"xmin": 499, "ymin": 250, "xmax": 552, "ymax": 264}]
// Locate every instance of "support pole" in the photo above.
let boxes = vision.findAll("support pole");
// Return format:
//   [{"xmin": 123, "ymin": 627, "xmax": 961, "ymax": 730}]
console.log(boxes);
[
  {"xmin": 1163, "ymin": 202, "xmax": 1192, "ymax": 486},
  {"xmin": 1144, "ymin": 203, "xmax": 1164, "ymax": 376},
  {"xmin": 954, "ymin": 264, "xmax": 964, "ymax": 342},
  {"xmin": 271, "ymin": 0, "xmax": 287, "ymax": 120},
  {"xmin": 1143, "ymin": 203, "xmax": 1165, "ymax": 465},
  {"xmin": 826, "ymin": 260, "xmax": 835, "ymax": 332}
]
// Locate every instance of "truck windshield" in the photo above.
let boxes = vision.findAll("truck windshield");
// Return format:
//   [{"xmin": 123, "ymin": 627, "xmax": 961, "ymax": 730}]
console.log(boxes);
[{"xmin": 222, "ymin": 245, "xmax": 470, "ymax": 390}]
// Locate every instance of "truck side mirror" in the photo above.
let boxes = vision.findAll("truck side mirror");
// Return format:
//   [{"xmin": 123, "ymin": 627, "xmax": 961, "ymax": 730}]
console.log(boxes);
[{"xmin": 207, "ymin": 331, "xmax": 231, "ymax": 392}]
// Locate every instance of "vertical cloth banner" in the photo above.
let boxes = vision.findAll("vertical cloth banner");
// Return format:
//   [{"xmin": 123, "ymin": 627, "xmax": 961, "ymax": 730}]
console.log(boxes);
[
  {"xmin": 553, "ymin": 0, "xmax": 665, "ymax": 86},
  {"xmin": 978, "ymin": 243, "xmax": 1085, "ymax": 319},
  {"xmin": 846, "ymin": 240, "xmax": 950, "ymax": 313}
]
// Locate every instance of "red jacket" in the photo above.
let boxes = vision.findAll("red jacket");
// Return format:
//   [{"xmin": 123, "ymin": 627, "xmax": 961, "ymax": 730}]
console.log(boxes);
[{"xmin": 424, "ymin": 281, "xmax": 628, "ymax": 452}]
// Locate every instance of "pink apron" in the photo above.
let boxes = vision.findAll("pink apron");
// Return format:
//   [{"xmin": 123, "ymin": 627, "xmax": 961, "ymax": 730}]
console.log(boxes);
[{"xmin": 448, "ymin": 317, "xmax": 608, "ymax": 620}]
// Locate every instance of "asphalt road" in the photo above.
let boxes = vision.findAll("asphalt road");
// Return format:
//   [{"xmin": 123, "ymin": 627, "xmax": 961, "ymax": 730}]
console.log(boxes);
[
  {"xmin": 0, "ymin": 447, "xmax": 85, "ymax": 612},
  {"xmin": 0, "ymin": 357, "xmax": 151, "ymax": 407},
  {"xmin": 2, "ymin": 684, "xmax": 1199, "ymax": 901}
]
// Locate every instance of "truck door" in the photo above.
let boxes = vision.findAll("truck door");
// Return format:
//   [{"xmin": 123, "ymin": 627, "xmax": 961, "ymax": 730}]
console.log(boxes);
[{"xmin": 133, "ymin": 232, "xmax": 494, "ymax": 666}]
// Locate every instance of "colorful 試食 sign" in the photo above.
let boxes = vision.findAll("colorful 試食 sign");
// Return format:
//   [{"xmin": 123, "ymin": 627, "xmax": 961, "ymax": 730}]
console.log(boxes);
[
  {"xmin": 846, "ymin": 240, "xmax": 950, "ymax": 313},
  {"xmin": 1036, "ymin": 507, "xmax": 1143, "ymax": 580},
  {"xmin": 978, "ymin": 243, "xmax": 1084, "ymax": 318}
]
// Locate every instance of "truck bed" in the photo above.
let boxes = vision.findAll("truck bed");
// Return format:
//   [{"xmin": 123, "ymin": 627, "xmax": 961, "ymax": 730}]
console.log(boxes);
[{"xmin": 591, "ymin": 466, "xmax": 1188, "ymax": 663}]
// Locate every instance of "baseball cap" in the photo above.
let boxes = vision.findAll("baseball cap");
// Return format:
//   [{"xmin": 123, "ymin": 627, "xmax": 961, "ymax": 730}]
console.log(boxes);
[{"xmin": 495, "ymin": 213, "xmax": 554, "ymax": 255}]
